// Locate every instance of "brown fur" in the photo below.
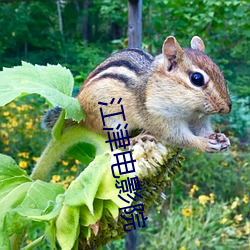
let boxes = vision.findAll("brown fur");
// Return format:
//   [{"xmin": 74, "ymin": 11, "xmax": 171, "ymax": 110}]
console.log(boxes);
[{"xmin": 77, "ymin": 36, "xmax": 231, "ymax": 152}]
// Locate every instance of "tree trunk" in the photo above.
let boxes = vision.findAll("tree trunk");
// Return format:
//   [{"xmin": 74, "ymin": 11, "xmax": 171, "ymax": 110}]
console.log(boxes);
[
  {"xmin": 82, "ymin": 0, "xmax": 89, "ymax": 41},
  {"xmin": 128, "ymin": 0, "xmax": 142, "ymax": 49},
  {"xmin": 125, "ymin": 229, "xmax": 137, "ymax": 250},
  {"xmin": 56, "ymin": 0, "xmax": 63, "ymax": 36}
]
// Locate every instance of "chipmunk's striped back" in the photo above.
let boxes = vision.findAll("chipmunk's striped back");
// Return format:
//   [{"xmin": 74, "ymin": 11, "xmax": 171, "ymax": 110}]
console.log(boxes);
[{"xmin": 83, "ymin": 48, "xmax": 155, "ymax": 89}]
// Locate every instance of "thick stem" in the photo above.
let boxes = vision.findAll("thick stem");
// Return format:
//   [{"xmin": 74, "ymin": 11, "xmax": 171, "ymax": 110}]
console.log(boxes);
[{"xmin": 30, "ymin": 126, "xmax": 109, "ymax": 181}]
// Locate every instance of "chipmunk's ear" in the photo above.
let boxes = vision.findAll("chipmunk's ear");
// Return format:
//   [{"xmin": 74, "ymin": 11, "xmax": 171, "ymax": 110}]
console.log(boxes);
[
  {"xmin": 191, "ymin": 36, "xmax": 205, "ymax": 52},
  {"xmin": 162, "ymin": 36, "xmax": 184, "ymax": 63}
]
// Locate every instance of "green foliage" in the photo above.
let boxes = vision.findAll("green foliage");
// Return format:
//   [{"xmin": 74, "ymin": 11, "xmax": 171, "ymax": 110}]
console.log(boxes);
[
  {"xmin": 138, "ymin": 197, "xmax": 249, "ymax": 249},
  {"xmin": 0, "ymin": 1, "xmax": 249, "ymax": 249},
  {"xmin": 0, "ymin": 62, "xmax": 84, "ymax": 122},
  {"xmin": 0, "ymin": 154, "xmax": 64, "ymax": 249}
]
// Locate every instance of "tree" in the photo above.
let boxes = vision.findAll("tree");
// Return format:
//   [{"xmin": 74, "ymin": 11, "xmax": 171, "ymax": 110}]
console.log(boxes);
[{"xmin": 128, "ymin": 0, "xmax": 142, "ymax": 48}]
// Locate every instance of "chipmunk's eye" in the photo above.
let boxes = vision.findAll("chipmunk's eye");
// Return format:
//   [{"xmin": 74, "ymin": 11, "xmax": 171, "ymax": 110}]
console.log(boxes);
[{"xmin": 190, "ymin": 72, "xmax": 204, "ymax": 87}]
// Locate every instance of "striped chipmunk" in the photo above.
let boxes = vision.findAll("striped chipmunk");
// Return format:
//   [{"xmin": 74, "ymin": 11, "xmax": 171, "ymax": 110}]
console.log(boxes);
[{"xmin": 43, "ymin": 36, "xmax": 232, "ymax": 153}]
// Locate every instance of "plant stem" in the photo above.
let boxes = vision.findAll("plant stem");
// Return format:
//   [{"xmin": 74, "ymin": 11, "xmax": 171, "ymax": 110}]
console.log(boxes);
[{"xmin": 30, "ymin": 126, "xmax": 109, "ymax": 181}]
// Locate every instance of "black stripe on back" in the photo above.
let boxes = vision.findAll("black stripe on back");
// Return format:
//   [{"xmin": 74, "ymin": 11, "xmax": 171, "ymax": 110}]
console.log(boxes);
[
  {"xmin": 125, "ymin": 48, "xmax": 154, "ymax": 62},
  {"xmin": 91, "ymin": 60, "xmax": 140, "ymax": 79},
  {"xmin": 96, "ymin": 73, "xmax": 130, "ymax": 85}
]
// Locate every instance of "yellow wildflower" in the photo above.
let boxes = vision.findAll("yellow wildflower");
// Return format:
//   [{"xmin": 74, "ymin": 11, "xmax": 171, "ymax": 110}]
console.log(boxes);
[
  {"xmin": 51, "ymin": 175, "xmax": 61, "ymax": 183},
  {"xmin": 243, "ymin": 195, "xmax": 248, "ymax": 204},
  {"xmin": 182, "ymin": 207, "xmax": 192, "ymax": 217},
  {"xmin": 220, "ymin": 217, "xmax": 228, "ymax": 224},
  {"xmin": 26, "ymin": 121, "xmax": 33, "ymax": 129},
  {"xmin": 198, "ymin": 195, "xmax": 210, "ymax": 206},
  {"xmin": 234, "ymin": 214, "xmax": 243, "ymax": 224},
  {"xmin": 221, "ymin": 162, "xmax": 228, "ymax": 167},
  {"xmin": 3, "ymin": 111, "xmax": 9, "ymax": 116},
  {"xmin": 70, "ymin": 165, "xmax": 77, "ymax": 172},
  {"xmin": 75, "ymin": 159, "xmax": 81, "ymax": 165},
  {"xmin": 0, "ymin": 130, "xmax": 8, "ymax": 138},
  {"xmin": 232, "ymin": 150, "xmax": 237, "ymax": 156},
  {"xmin": 244, "ymin": 221, "xmax": 250, "ymax": 234},
  {"xmin": 209, "ymin": 193, "xmax": 215, "ymax": 204},
  {"xmin": 32, "ymin": 157, "xmax": 39, "ymax": 162},
  {"xmin": 63, "ymin": 182, "xmax": 69, "ymax": 189},
  {"xmin": 11, "ymin": 119, "xmax": 18, "ymax": 127},
  {"xmin": 179, "ymin": 247, "xmax": 186, "ymax": 250},
  {"xmin": 9, "ymin": 103, "xmax": 16, "ymax": 108},
  {"xmin": 189, "ymin": 184, "xmax": 199, "ymax": 198},
  {"xmin": 18, "ymin": 152, "xmax": 30, "ymax": 159},
  {"xmin": 231, "ymin": 197, "xmax": 240, "ymax": 209},
  {"xmin": 194, "ymin": 238, "xmax": 201, "ymax": 247},
  {"xmin": 3, "ymin": 138, "xmax": 9, "ymax": 145},
  {"xmin": 66, "ymin": 176, "xmax": 75, "ymax": 182},
  {"xmin": 19, "ymin": 161, "xmax": 28, "ymax": 169},
  {"xmin": 62, "ymin": 160, "xmax": 69, "ymax": 166},
  {"xmin": 236, "ymin": 229, "xmax": 242, "ymax": 237}
]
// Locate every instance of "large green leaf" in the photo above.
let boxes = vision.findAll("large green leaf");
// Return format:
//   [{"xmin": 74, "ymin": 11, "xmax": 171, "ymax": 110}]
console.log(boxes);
[
  {"xmin": 63, "ymin": 153, "xmax": 111, "ymax": 213},
  {"xmin": 0, "ymin": 154, "xmax": 65, "ymax": 248},
  {"xmin": 65, "ymin": 142, "xmax": 96, "ymax": 166},
  {"xmin": 0, "ymin": 62, "xmax": 84, "ymax": 122},
  {"xmin": 79, "ymin": 199, "xmax": 103, "ymax": 227},
  {"xmin": 56, "ymin": 205, "xmax": 80, "ymax": 250},
  {"xmin": 0, "ymin": 154, "xmax": 30, "ymax": 181}
]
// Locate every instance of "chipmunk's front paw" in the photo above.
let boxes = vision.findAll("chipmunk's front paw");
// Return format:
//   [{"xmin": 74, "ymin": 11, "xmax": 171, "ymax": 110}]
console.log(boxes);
[
  {"xmin": 206, "ymin": 133, "xmax": 230, "ymax": 152},
  {"xmin": 130, "ymin": 133, "xmax": 156, "ymax": 150}
]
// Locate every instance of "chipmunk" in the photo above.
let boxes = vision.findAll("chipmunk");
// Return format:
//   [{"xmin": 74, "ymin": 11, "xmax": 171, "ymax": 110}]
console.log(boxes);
[{"xmin": 43, "ymin": 36, "xmax": 232, "ymax": 153}]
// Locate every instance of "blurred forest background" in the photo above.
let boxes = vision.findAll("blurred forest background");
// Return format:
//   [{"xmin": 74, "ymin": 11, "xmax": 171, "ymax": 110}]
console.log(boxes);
[{"xmin": 0, "ymin": 0, "xmax": 249, "ymax": 249}]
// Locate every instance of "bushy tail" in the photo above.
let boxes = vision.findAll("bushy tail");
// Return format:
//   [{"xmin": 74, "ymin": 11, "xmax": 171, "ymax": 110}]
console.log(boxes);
[{"xmin": 41, "ymin": 106, "xmax": 62, "ymax": 130}]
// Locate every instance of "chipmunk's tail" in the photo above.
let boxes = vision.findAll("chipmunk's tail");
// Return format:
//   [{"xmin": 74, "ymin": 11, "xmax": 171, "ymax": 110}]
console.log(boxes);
[{"xmin": 41, "ymin": 106, "xmax": 62, "ymax": 130}]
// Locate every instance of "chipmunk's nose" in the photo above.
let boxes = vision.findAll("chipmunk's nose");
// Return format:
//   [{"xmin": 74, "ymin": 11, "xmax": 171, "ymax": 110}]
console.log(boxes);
[{"xmin": 219, "ymin": 101, "xmax": 232, "ymax": 114}]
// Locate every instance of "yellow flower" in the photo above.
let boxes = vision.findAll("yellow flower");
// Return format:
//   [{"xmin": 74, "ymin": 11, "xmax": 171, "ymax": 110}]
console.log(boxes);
[
  {"xmin": 244, "ymin": 221, "xmax": 250, "ymax": 234},
  {"xmin": 221, "ymin": 162, "xmax": 228, "ymax": 167},
  {"xmin": 62, "ymin": 160, "xmax": 69, "ymax": 166},
  {"xmin": 234, "ymin": 214, "xmax": 243, "ymax": 224},
  {"xmin": 236, "ymin": 229, "xmax": 242, "ymax": 237},
  {"xmin": 220, "ymin": 217, "xmax": 228, "ymax": 224},
  {"xmin": 75, "ymin": 159, "xmax": 81, "ymax": 165},
  {"xmin": 198, "ymin": 195, "xmax": 210, "ymax": 206},
  {"xmin": 194, "ymin": 238, "xmax": 201, "ymax": 247},
  {"xmin": 243, "ymin": 195, "xmax": 248, "ymax": 204},
  {"xmin": 0, "ymin": 130, "xmax": 8, "ymax": 138},
  {"xmin": 179, "ymin": 247, "xmax": 186, "ymax": 250},
  {"xmin": 18, "ymin": 152, "xmax": 30, "ymax": 159},
  {"xmin": 26, "ymin": 121, "xmax": 33, "ymax": 129},
  {"xmin": 182, "ymin": 207, "xmax": 192, "ymax": 217},
  {"xmin": 232, "ymin": 150, "xmax": 237, "ymax": 156},
  {"xmin": 3, "ymin": 111, "xmax": 9, "ymax": 116},
  {"xmin": 32, "ymin": 157, "xmax": 39, "ymax": 162},
  {"xmin": 209, "ymin": 193, "xmax": 215, "ymax": 204},
  {"xmin": 231, "ymin": 198, "xmax": 240, "ymax": 209},
  {"xmin": 19, "ymin": 161, "xmax": 28, "ymax": 169},
  {"xmin": 66, "ymin": 176, "xmax": 75, "ymax": 182},
  {"xmin": 70, "ymin": 165, "xmax": 77, "ymax": 172},
  {"xmin": 11, "ymin": 120, "xmax": 18, "ymax": 127},
  {"xmin": 221, "ymin": 232, "xmax": 227, "ymax": 238},
  {"xmin": 9, "ymin": 102, "xmax": 16, "ymax": 108},
  {"xmin": 51, "ymin": 175, "xmax": 61, "ymax": 183},
  {"xmin": 189, "ymin": 184, "xmax": 199, "ymax": 197}
]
